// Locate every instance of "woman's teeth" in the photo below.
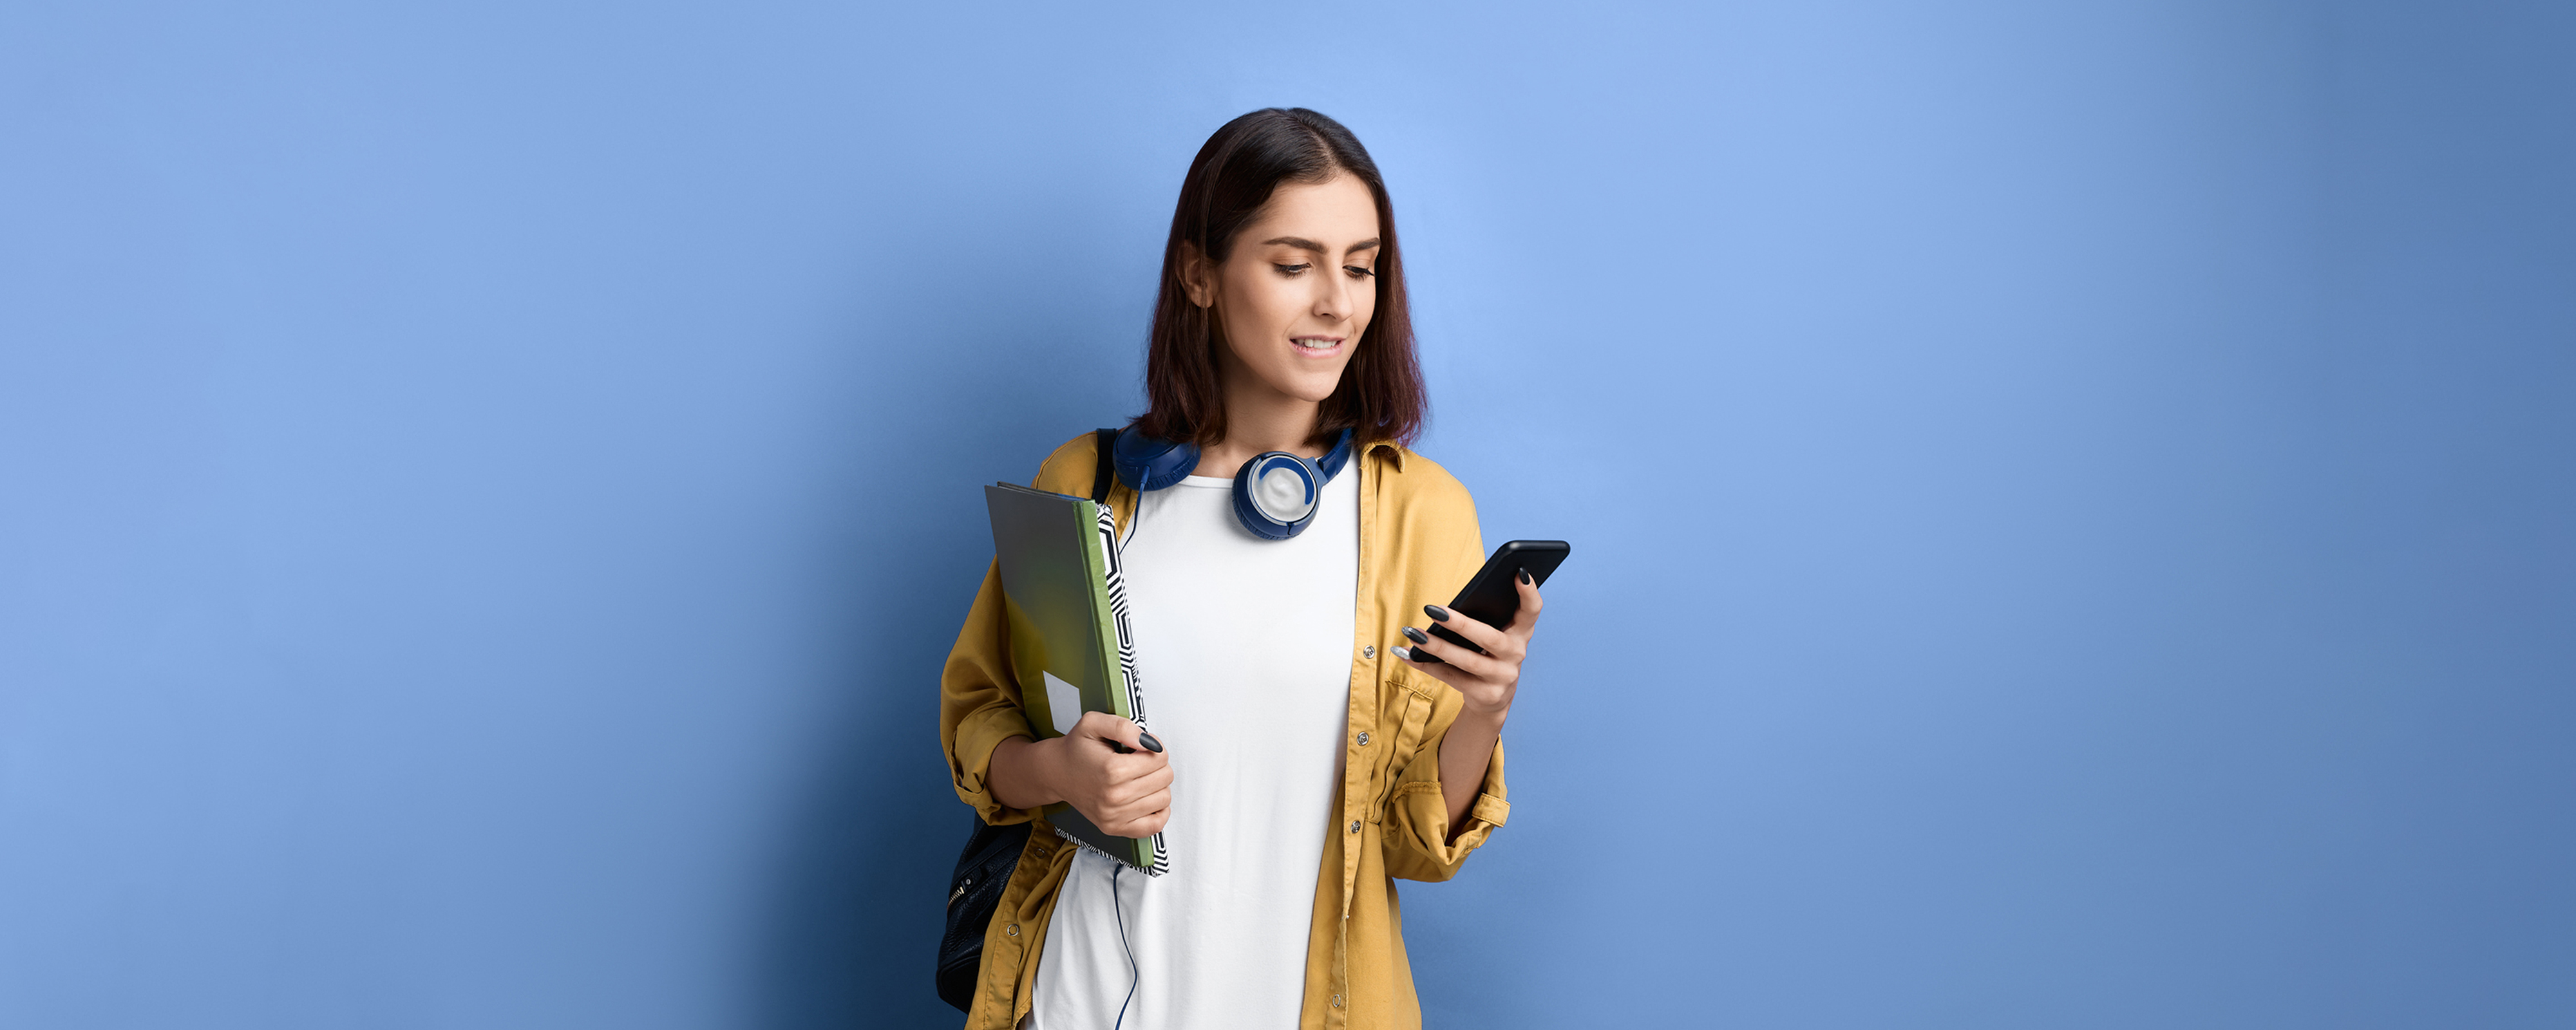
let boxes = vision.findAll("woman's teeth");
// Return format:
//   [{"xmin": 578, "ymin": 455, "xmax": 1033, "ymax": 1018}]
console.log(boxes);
[{"xmin": 1294, "ymin": 338, "xmax": 1340, "ymax": 351}]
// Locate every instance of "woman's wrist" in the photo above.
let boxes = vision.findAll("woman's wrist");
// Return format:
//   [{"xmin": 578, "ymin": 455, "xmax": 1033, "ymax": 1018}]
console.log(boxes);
[
  {"xmin": 988, "ymin": 734, "xmax": 1066, "ymax": 810},
  {"xmin": 1457, "ymin": 695, "xmax": 1512, "ymax": 727}
]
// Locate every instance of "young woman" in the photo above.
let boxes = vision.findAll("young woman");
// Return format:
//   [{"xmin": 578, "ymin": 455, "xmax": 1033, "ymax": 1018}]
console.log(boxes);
[{"xmin": 939, "ymin": 108, "xmax": 1544, "ymax": 1030}]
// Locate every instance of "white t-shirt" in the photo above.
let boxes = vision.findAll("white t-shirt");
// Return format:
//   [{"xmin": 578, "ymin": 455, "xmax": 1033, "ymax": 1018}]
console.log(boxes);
[{"xmin": 1029, "ymin": 468, "xmax": 1358, "ymax": 1030}]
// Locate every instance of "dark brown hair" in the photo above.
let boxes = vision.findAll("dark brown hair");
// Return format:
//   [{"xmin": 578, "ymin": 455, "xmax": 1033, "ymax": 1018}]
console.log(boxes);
[{"xmin": 1131, "ymin": 108, "xmax": 1426, "ymax": 449}]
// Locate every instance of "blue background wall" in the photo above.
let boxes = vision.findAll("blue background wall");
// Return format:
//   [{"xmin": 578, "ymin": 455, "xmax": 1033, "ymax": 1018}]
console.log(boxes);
[{"xmin": 4, "ymin": 1, "xmax": 2570, "ymax": 1027}]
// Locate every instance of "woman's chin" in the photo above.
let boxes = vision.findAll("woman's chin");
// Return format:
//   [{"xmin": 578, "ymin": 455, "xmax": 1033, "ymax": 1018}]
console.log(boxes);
[
  {"xmin": 1290, "ymin": 373, "xmax": 1349, "ymax": 404},
  {"xmin": 1242, "ymin": 362, "xmax": 1350, "ymax": 405}
]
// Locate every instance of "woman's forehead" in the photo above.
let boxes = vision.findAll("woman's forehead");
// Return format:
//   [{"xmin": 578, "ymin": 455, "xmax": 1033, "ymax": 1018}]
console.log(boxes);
[{"xmin": 1244, "ymin": 176, "xmax": 1379, "ymax": 248}]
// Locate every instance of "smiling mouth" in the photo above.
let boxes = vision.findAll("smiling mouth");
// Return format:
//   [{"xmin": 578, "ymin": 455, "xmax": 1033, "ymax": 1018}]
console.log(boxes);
[{"xmin": 1292, "ymin": 336, "xmax": 1345, "ymax": 355}]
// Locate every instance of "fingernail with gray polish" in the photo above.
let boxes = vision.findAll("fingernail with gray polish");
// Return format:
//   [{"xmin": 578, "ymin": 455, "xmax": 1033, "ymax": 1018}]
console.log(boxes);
[
  {"xmin": 1424, "ymin": 604, "xmax": 1450, "ymax": 622},
  {"xmin": 1402, "ymin": 626, "xmax": 1428, "ymax": 644},
  {"xmin": 1138, "ymin": 731, "xmax": 1164, "ymax": 753}
]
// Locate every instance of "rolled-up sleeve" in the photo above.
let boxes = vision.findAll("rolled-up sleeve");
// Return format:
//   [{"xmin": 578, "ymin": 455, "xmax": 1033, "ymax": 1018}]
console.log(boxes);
[
  {"xmin": 941, "ymin": 560, "xmax": 1041, "ymax": 825},
  {"xmin": 1379, "ymin": 685, "xmax": 1510, "ymax": 882}
]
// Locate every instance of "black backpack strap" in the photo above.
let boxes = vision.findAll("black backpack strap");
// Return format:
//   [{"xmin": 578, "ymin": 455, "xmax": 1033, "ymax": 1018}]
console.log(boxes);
[{"xmin": 1090, "ymin": 428, "xmax": 1118, "ymax": 504}]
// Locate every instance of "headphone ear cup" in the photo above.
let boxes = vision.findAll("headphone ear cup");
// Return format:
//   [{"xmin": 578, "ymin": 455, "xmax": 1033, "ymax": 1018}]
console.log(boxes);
[
  {"xmin": 1112, "ymin": 429, "xmax": 1200, "ymax": 492},
  {"xmin": 1232, "ymin": 452, "xmax": 1321, "ymax": 540}
]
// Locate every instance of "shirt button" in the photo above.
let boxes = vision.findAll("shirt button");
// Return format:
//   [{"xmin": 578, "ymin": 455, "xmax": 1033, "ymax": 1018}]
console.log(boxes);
[
  {"xmin": 1361, "ymin": 644, "xmax": 1375, "ymax": 659},
  {"xmin": 1331, "ymin": 994, "xmax": 1344, "ymax": 1007},
  {"xmin": 1356, "ymin": 731, "xmax": 1370, "ymax": 746},
  {"xmin": 1005, "ymin": 923, "xmax": 1019, "ymax": 937},
  {"xmin": 1349, "ymin": 820, "xmax": 1361, "ymax": 834}
]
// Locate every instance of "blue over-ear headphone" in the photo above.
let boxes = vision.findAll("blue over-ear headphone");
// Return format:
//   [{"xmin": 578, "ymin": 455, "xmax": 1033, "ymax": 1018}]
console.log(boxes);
[{"xmin": 1112, "ymin": 427, "xmax": 1356, "ymax": 540}]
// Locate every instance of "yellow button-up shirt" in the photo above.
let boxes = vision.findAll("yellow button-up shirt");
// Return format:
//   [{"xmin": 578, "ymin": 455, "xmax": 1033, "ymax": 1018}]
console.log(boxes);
[{"xmin": 940, "ymin": 433, "xmax": 1512, "ymax": 1029}]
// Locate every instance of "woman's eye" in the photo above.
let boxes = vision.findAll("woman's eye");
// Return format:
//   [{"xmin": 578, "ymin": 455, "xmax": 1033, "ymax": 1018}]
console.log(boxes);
[
  {"xmin": 1274, "ymin": 263, "xmax": 1311, "ymax": 276},
  {"xmin": 1344, "ymin": 265, "xmax": 1376, "ymax": 279}
]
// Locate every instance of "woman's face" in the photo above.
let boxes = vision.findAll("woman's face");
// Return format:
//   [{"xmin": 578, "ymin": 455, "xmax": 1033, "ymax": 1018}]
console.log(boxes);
[{"xmin": 1186, "ymin": 174, "xmax": 1381, "ymax": 409}]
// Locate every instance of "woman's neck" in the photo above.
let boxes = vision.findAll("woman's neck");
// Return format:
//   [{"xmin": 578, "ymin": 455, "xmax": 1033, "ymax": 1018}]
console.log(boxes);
[{"xmin": 1192, "ymin": 366, "xmax": 1325, "ymax": 479}]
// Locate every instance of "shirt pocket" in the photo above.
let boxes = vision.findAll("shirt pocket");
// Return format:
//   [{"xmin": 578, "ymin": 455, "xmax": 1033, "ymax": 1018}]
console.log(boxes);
[{"xmin": 1370, "ymin": 677, "xmax": 1439, "ymax": 808}]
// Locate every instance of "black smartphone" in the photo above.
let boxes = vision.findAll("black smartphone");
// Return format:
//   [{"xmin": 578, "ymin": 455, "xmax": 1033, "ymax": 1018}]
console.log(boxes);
[{"xmin": 1412, "ymin": 539, "xmax": 1571, "ymax": 664}]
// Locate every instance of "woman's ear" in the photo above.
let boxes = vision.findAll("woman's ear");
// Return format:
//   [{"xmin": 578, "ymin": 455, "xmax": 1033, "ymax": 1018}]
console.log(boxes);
[{"xmin": 1179, "ymin": 241, "xmax": 1218, "ymax": 309}]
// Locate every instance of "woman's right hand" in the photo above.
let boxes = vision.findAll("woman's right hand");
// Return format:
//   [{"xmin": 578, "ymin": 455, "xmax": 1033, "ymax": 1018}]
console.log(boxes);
[{"xmin": 987, "ymin": 712, "xmax": 1172, "ymax": 838}]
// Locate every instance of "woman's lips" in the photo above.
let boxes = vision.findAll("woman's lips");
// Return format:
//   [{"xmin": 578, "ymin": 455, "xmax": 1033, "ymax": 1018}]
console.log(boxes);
[{"xmin": 1291, "ymin": 336, "xmax": 1345, "ymax": 356}]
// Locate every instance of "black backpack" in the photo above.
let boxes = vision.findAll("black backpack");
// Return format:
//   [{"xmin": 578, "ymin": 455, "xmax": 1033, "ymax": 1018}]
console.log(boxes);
[{"xmin": 935, "ymin": 429, "xmax": 1122, "ymax": 1013}]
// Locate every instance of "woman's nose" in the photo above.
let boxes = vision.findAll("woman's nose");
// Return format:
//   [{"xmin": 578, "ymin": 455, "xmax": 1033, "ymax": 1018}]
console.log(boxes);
[{"xmin": 1314, "ymin": 277, "xmax": 1350, "ymax": 321}]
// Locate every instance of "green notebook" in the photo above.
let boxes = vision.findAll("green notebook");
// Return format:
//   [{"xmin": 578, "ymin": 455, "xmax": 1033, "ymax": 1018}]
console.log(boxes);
[{"xmin": 982, "ymin": 482, "xmax": 1169, "ymax": 875}]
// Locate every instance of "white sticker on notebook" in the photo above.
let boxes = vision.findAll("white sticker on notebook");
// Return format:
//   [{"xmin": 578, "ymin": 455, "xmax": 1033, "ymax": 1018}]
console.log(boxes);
[{"xmin": 1043, "ymin": 671, "xmax": 1081, "ymax": 736}]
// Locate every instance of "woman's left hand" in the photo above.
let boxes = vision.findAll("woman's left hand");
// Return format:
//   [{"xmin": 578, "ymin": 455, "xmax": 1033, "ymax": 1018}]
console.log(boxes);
[{"xmin": 1395, "ymin": 570, "xmax": 1543, "ymax": 718}]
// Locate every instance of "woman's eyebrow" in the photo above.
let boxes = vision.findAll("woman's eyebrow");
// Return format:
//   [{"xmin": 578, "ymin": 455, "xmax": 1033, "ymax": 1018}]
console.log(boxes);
[{"xmin": 1259, "ymin": 236, "xmax": 1383, "ymax": 254}]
